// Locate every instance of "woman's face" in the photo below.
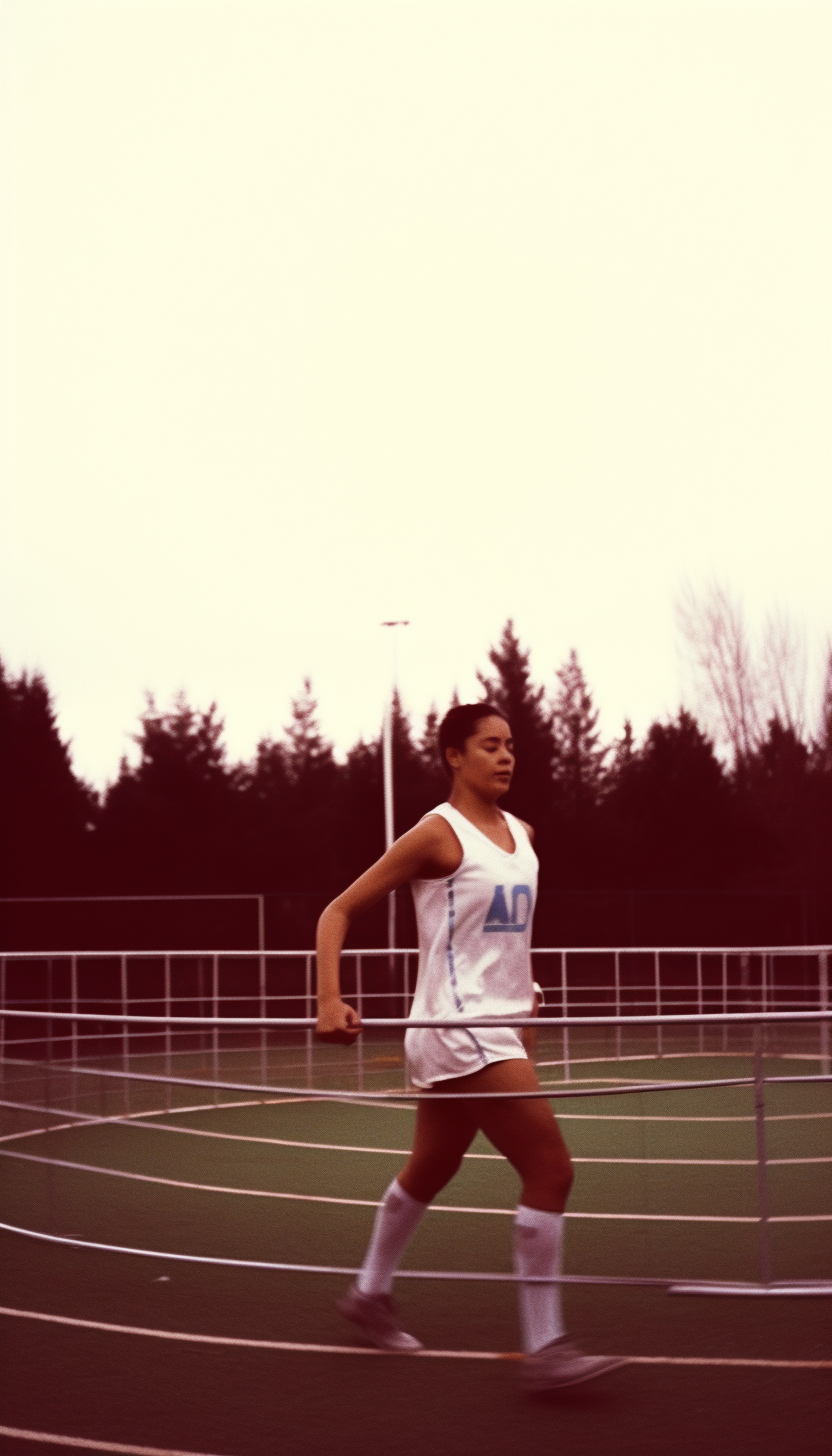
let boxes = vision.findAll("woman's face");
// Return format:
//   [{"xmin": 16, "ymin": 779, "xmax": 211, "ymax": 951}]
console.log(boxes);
[{"xmin": 448, "ymin": 714, "xmax": 515, "ymax": 799}]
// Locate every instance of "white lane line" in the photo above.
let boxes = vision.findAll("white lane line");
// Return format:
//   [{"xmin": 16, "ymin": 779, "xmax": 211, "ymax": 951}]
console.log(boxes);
[
  {"xmin": 5, "ymin": 1151, "xmax": 830, "ymax": 1219},
  {"xmin": 270, "ymin": 1099, "xmax": 832, "ymax": 1123},
  {"xmin": 0, "ymin": 1425, "xmax": 225, "ymax": 1456},
  {"xmin": 0, "ymin": 1151, "xmax": 381, "ymax": 1211},
  {"xmin": 4, "ymin": 1112, "xmax": 827, "ymax": 1170},
  {"xmin": 4, "ymin": 1092, "xmax": 830, "ymax": 1137},
  {"xmin": 622, "ymin": 1356, "xmax": 832, "ymax": 1368},
  {"xmin": 0, "ymin": 1305, "xmax": 509, "ymax": 1359},
  {"xmin": 560, "ymin": 1112, "xmax": 832, "ymax": 1122},
  {"xmin": 99, "ymin": 1126, "xmax": 828, "ymax": 1166},
  {"xmin": 0, "ymin": 1308, "xmax": 829, "ymax": 1371},
  {"xmin": 0, "ymin": 1098, "xmax": 313, "ymax": 1146},
  {"xmin": 3, "ymin": 1110, "xmax": 830, "ymax": 1166},
  {"xmin": 2, "ymin": 1151, "xmax": 794, "ymax": 1219},
  {"xmin": 26, "ymin": 1117, "xmax": 829, "ymax": 1165}
]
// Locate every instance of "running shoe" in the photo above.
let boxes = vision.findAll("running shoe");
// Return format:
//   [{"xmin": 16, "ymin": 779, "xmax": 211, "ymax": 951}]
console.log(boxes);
[
  {"xmin": 337, "ymin": 1283, "xmax": 423, "ymax": 1352},
  {"xmin": 521, "ymin": 1336, "xmax": 627, "ymax": 1392}
]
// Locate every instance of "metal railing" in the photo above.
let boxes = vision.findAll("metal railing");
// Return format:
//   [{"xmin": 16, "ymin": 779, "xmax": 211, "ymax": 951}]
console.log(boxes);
[
  {"xmin": 1, "ymin": 943, "xmax": 830, "ymax": 1299},
  {"xmin": 1, "ymin": 998, "xmax": 830, "ymax": 1297},
  {"xmin": 1, "ymin": 944, "xmax": 829, "ymax": 1074}
]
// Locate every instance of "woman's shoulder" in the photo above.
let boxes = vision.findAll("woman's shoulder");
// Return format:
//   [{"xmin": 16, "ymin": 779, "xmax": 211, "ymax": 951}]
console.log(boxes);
[
  {"xmin": 408, "ymin": 806, "xmax": 465, "ymax": 879},
  {"xmin": 419, "ymin": 801, "xmax": 457, "ymax": 827},
  {"xmin": 502, "ymin": 810, "xmax": 535, "ymax": 848}
]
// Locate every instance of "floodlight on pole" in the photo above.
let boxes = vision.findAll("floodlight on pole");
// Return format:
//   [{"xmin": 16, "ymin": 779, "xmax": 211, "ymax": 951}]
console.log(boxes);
[{"xmin": 381, "ymin": 620, "xmax": 409, "ymax": 950}]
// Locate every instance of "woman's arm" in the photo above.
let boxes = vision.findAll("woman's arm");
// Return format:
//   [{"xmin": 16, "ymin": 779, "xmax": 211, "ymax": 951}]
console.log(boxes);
[{"xmin": 315, "ymin": 815, "xmax": 461, "ymax": 1043}]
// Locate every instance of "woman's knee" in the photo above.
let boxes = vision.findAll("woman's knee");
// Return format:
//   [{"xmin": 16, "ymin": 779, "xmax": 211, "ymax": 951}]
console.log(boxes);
[
  {"xmin": 553, "ymin": 1147, "xmax": 574, "ymax": 1199},
  {"xmin": 518, "ymin": 1138, "xmax": 573, "ymax": 1206},
  {"xmin": 399, "ymin": 1149, "xmax": 463, "ymax": 1202}
]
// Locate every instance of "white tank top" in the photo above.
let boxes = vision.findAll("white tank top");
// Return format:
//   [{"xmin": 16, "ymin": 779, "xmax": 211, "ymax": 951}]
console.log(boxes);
[{"xmin": 408, "ymin": 801, "xmax": 539, "ymax": 1031}]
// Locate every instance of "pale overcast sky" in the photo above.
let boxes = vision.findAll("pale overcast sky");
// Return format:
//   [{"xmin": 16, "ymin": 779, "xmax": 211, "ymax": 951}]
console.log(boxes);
[{"xmin": 1, "ymin": 0, "xmax": 830, "ymax": 788}]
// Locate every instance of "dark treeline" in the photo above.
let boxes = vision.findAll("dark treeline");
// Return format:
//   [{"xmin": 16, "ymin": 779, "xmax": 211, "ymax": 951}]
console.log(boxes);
[{"xmin": 2, "ymin": 621, "xmax": 831, "ymax": 947}]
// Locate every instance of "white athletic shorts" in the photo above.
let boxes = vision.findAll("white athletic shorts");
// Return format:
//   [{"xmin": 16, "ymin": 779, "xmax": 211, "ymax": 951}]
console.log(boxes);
[{"xmin": 404, "ymin": 1024, "xmax": 527, "ymax": 1089}]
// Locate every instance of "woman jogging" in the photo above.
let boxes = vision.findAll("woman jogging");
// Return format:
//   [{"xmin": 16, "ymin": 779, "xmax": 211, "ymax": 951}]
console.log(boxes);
[{"xmin": 315, "ymin": 703, "xmax": 624, "ymax": 1390}]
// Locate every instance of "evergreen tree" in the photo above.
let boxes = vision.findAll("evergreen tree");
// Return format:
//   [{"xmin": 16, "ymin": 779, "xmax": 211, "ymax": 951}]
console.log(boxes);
[
  {"xmin": 98, "ymin": 693, "xmax": 242, "ymax": 891},
  {"xmin": 742, "ymin": 716, "xmax": 818, "ymax": 890},
  {"xmin": 606, "ymin": 709, "xmax": 738, "ymax": 887},
  {"xmin": 417, "ymin": 704, "xmax": 442, "ymax": 779},
  {"xmin": 283, "ymin": 679, "xmax": 336, "ymax": 785},
  {"xmin": 240, "ymin": 736, "xmax": 290, "ymax": 890},
  {"xmin": 392, "ymin": 692, "xmax": 447, "ymax": 831},
  {"xmin": 808, "ymin": 651, "xmax": 832, "ymax": 916},
  {"xmin": 273, "ymin": 679, "xmax": 340, "ymax": 889},
  {"xmin": 550, "ymin": 650, "xmax": 608, "ymax": 810},
  {"xmin": 131, "ymin": 693, "xmax": 229, "ymax": 796},
  {"xmin": 338, "ymin": 735, "xmax": 384, "ymax": 885},
  {"xmin": 0, "ymin": 661, "xmax": 96, "ymax": 892},
  {"xmin": 606, "ymin": 719, "xmax": 635, "ymax": 788},
  {"xmin": 477, "ymin": 621, "xmax": 556, "ymax": 824},
  {"xmin": 247, "ymin": 736, "xmax": 290, "ymax": 804},
  {"xmin": 416, "ymin": 703, "xmax": 450, "ymax": 806}
]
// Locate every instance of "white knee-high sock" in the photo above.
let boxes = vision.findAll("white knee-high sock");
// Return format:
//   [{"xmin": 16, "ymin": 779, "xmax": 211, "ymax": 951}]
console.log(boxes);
[
  {"xmin": 356, "ymin": 1179, "xmax": 429, "ymax": 1296},
  {"xmin": 513, "ymin": 1204, "xmax": 566, "ymax": 1353}
]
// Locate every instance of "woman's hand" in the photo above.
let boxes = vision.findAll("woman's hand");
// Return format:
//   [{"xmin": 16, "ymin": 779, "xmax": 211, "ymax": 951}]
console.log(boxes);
[{"xmin": 316, "ymin": 998, "xmax": 362, "ymax": 1045}]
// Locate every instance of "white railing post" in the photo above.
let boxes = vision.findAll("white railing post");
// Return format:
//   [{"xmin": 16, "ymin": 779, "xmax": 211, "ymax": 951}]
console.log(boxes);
[
  {"xmin": 356, "ymin": 954, "xmax": 364, "ymax": 1092},
  {"xmin": 696, "ymin": 951, "xmax": 703, "ymax": 1055},
  {"xmin": 752, "ymin": 1023, "xmax": 773, "ymax": 1286},
  {"xmin": 770, "ymin": 949, "xmax": 777, "ymax": 1012},
  {"xmin": 211, "ymin": 954, "xmax": 220, "ymax": 1101},
  {"xmin": 820, "ymin": 951, "xmax": 830, "ymax": 1077},
  {"xmin": 164, "ymin": 955, "xmax": 172, "ymax": 1111},
  {"xmin": 259, "ymin": 950, "xmax": 268, "ymax": 1086},
  {"xmin": 614, "ymin": 950, "xmax": 621, "ymax": 1061},
  {"xmin": 46, "ymin": 957, "xmax": 53, "ymax": 1064},
  {"xmin": 70, "ymin": 955, "xmax": 78, "ymax": 1112},
  {"xmin": 305, "ymin": 952, "xmax": 313, "ymax": 1090},
  {"xmin": 120, "ymin": 955, "xmax": 129, "ymax": 1111},
  {"xmin": 722, "ymin": 952, "xmax": 728, "ymax": 1052},
  {"xmin": 258, "ymin": 898, "xmax": 267, "ymax": 1084},
  {"xmin": 70, "ymin": 954, "xmax": 79, "ymax": 1065},
  {"xmin": 561, "ymin": 950, "xmax": 570, "ymax": 1081},
  {"xmin": 0, "ymin": 957, "xmax": 5, "ymax": 1065},
  {"xmin": 654, "ymin": 951, "xmax": 663, "ymax": 1057},
  {"xmin": 257, "ymin": 896, "xmax": 265, "ymax": 957}
]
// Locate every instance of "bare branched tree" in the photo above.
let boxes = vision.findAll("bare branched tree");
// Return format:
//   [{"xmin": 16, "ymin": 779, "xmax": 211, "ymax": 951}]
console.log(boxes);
[
  {"xmin": 675, "ymin": 581, "xmax": 762, "ymax": 762},
  {"xmin": 813, "ymin": 643, "xmax": 832, "ymax": 773},
  {"xmin": 676, "ymin": 582, "xmax": 825, "ymax": 764},
  {"xmin": 760, "ymin": 609, "xmax": 808, "ymax": 739}
]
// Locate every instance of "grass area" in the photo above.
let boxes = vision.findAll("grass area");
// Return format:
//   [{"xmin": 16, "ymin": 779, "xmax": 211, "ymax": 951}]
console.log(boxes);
[{"xmin": 0, "ymin": 1045, "xmax": 829, "ymax": 1455}]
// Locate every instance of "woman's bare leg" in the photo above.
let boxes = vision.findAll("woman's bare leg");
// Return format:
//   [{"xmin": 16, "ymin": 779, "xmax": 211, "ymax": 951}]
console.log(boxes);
[
  {"xmin": 397, "ymin": 1091, "xmax": 479, "ymax": 1202},
  {"xmin": 400, "ymin": 1056, "xmax": 575, "ymax": 1355},
  {"xmin": 470, "ymin": 1058, "xmax": 573, "ymax": 1211},
  {"xmin": 459, "ymin": 1058, "xmax": 572, "ymax": 1350},
  {"xmin": 352, "ymin": 1086, "xmax": 477, "ymax": 1310},
  {"xmin": 400, "ymin": 1057, "xmax": 572, "ymax": 1209}
]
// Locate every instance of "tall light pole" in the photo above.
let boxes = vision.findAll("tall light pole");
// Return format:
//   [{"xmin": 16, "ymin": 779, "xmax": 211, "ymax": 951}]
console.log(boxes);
[{"xmin": 381, "ymin": 620, "xmax": 409, "ymax": 949}]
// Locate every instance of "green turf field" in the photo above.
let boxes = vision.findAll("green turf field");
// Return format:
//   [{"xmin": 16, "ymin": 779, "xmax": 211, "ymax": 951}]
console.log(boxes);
[{"xmin": 0, "ymin": 1039, "xmax": 829, "ymax": 1456}]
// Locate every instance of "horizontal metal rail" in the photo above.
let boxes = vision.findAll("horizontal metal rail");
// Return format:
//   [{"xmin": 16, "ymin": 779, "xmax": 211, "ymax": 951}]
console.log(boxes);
[
  {"xmin": 0, "ymin": 1224, "xmax": 829, "ymax": 1298},
  {"xmin": 2, "ymin": 945, "xmax": 830, "ymax": 957},
  {"xmin": 1, "ymin": 1051, "xmax": 829, "ymax": 1100},
  {"xmin": 2, "ymin": 1007, "xmax": 831, "ymax": 1028}
]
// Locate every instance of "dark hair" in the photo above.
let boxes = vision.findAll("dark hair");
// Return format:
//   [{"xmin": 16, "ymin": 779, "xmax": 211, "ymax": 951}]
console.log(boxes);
[{"xmin": 437, "ymin": 702, "xmax": 510, "ymax": 778}]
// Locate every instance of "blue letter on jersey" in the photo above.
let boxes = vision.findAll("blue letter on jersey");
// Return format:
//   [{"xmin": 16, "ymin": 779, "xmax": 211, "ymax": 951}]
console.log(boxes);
[{"xmin": 483, "ymin": 884, "xmax": 532, "ymax": 933}]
